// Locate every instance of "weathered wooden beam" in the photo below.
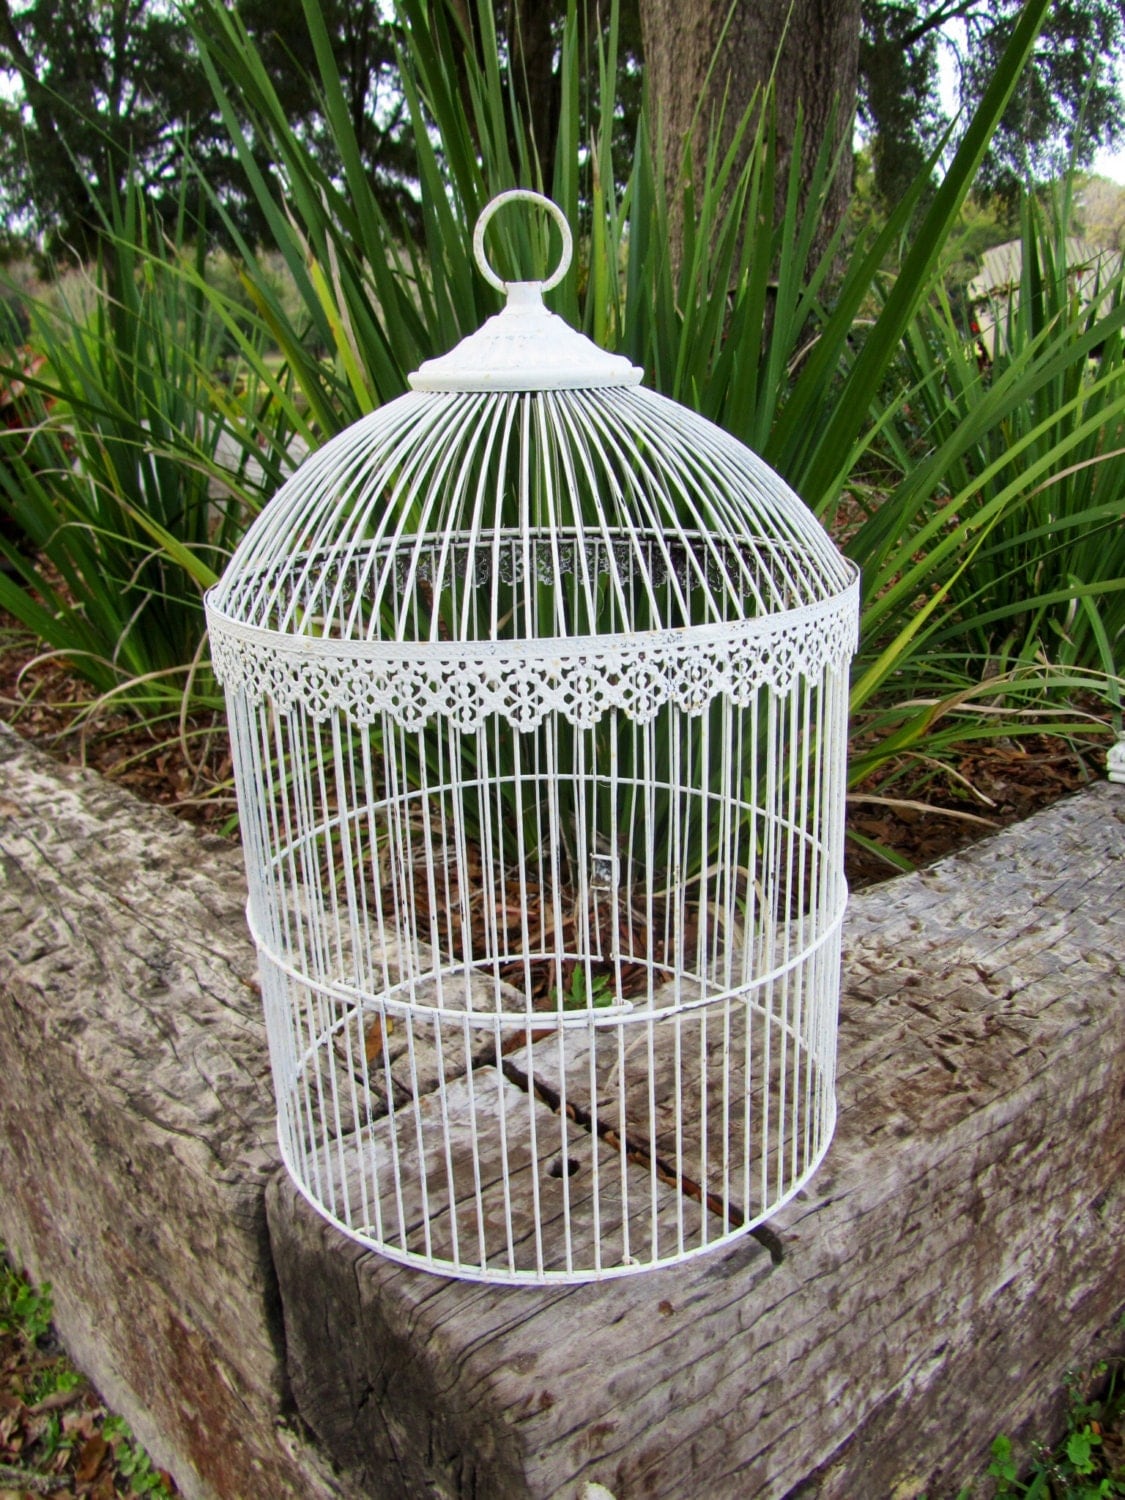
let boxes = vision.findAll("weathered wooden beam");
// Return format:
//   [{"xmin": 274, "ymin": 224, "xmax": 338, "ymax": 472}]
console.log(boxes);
[
  {"xmin": 267, "ymin": 781, "xmax": 1125, "ymax": 1499},
  {"xmin": 0, "ymin": 726, "xmax": 352, "ymax": 1500},
  {"xmin": 2, "ymin": 713, "xmax": 1122, "ymax": 1499}
]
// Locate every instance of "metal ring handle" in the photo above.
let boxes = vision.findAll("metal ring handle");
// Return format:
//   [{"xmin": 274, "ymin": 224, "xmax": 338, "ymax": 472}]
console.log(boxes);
[{"xmin": 472, "ymin": 190, "xmax": 573, "ymax": 293}]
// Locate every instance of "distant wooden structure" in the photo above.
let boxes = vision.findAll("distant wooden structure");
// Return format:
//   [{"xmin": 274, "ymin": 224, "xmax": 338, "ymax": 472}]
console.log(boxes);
[{"xmin": 969, "ymin": 237, "xmax": 1123, "ymax": 356}]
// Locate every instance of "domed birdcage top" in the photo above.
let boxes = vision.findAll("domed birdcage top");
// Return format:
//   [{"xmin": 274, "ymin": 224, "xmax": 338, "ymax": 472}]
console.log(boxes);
[{"xmin": 207, "ymin": 191, "xmax": 858, "ymax": 732}]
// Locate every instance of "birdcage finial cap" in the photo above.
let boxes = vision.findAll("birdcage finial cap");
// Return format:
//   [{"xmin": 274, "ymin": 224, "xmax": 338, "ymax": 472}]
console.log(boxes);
[{"xmin": 409, "ymin": 191, "xmax": 644, "ymax": 393}]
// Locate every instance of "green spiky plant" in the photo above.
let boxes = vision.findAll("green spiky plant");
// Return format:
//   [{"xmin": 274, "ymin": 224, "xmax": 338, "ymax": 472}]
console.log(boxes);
[
  {"xmin": 1, "ymin": 0, "xmax": 1119, "ymax": 876},
  {"xmin": 844, "ymin": 183, "xmax": 1125, "ymax": 812},
  {"xmin": 185, "ymin": 0, "xmax": 1117, "ymax": 840},
  {"xmin": 0, "ymin": 173, "xmax": 300, "ymax": 742}
]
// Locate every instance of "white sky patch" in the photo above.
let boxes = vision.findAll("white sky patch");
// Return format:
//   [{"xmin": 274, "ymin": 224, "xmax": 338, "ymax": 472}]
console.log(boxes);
[{"xmin": 1091, "ymin": 144, "xmax": 1125, "ymax": 184}]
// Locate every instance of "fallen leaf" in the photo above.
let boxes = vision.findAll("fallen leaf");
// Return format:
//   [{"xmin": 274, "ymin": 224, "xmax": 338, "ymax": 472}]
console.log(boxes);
[
  {"xmin": 364, "ymin": 1015, "xmax": 392, "ymax": 1064},
  {"xmin": 75, "ymin": 1432, "xmax": 108, "ymax": 1483}
]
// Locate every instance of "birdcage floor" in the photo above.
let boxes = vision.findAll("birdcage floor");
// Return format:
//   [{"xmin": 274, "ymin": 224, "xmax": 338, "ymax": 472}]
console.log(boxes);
[
  {"xmin": 282, "ymin": 1058, "xmax": 812, "ymax": 1283},
  {"xmin": 290, "ymin": 1063, "xmax": 713, "ymax": 1280},
  {"xmin": 278, "ymin": 967, "xmax": 833, "ymax": 1281}
]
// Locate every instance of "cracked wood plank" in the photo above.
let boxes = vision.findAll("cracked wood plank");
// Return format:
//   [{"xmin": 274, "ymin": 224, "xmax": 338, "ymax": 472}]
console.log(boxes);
[{"xmin": 315, "ymin": 1064, "xmax": 701, "ymax": 1278}]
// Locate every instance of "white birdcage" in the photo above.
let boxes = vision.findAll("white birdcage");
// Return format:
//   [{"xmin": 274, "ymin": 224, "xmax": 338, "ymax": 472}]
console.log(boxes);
[{"xmin": 206, "ymin": 191, "xmax": 859, "ymax": 1284}]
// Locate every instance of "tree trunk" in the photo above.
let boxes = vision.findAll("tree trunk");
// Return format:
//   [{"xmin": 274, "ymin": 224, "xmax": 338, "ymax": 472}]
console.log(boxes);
[
  {"xmin": 507, "ymin": 0, "xmax": 562, "ymax": 192},
  {"xmin": 638, "ymin": 0, "xmax": 862, "ymax": 274}
]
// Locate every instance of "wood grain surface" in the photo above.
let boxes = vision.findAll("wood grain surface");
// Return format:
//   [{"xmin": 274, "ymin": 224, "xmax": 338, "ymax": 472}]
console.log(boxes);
[
  {"xmin": 2, "ymin": 719, "xmax": 1122, "ymax": 1499},
  {"xmin": 0, "ymin": 727, "xmax": 354, "ymax": 1500},
  {"xmin": 268, "ymin": 782, "xmax": 1125, "ymax": 1499}
]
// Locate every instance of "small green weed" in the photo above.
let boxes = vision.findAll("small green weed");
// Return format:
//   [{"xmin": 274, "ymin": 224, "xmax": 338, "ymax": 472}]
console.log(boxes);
[
  {"xmin": 0, "ymin": 1242, "xmax": 178, "ymax": 1497},
  {"xmin": 103, "ymin": 1415, "xmax": 177, "ymax": 1497},
  {"xmin": 987, "ymin": 1361, "xmax": 1125, "ymax": 1498},
  {"xmin": 552, "ymin": 966, "xmax": 615, "ymax": 1010},
  {"xmin": 28, "ymin": 1361, "xmax": 81, "ymax": 1406},
  {"xmin": 0, "ymin": 1252, "xmax": 53, "ymax": 1341}
]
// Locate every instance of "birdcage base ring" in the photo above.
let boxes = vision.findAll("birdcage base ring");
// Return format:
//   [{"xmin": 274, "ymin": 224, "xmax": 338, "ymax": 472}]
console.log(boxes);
[{"xmin": 274, "ymin": 1100, "xmax": 837, "ymax": 1284}]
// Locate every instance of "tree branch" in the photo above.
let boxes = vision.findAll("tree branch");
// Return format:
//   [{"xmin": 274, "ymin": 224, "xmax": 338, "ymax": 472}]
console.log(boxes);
[
  {"xmin": 0, "ymin": 1461, "xmax": 70, "ymax": 1495},
  {"xmin": 897, "ymin": 1, "xmax": 990, "ymax": 49}
]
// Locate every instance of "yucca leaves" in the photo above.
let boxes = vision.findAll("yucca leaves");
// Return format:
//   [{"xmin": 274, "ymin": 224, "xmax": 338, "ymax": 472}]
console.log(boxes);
[
  {"xmin": 0, "ymin": 175, "xmax": 293, "ymax": 705},
  {"xmin": 1, "ymin": 0, "xmax": 1119, "ymax": 835}
]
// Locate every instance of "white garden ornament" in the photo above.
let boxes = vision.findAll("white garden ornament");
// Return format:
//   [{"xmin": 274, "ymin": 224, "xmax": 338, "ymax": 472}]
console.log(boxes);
[{"xmin": 206, "ymin": 191, "xmax": 860, "ymax": 1283}]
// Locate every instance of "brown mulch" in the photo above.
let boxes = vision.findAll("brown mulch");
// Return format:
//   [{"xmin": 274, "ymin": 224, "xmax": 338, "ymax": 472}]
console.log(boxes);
[
  {"xmin": 0, "ymin": 1261, "xmax": 177, "ymax": 1499},
  {"xmin": 844, "ymin": 731, "xmax": 1109, "ymax": 886},
  {"xmin": 0, "ymin": 633, "xmax": 234, "ymax": 838}
]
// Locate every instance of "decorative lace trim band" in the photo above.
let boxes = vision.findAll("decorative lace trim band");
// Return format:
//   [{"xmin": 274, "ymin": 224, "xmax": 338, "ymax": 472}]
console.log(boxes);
[{"xmin": 207, "ymin": 579, "xmax": 859, "ymax": 732}]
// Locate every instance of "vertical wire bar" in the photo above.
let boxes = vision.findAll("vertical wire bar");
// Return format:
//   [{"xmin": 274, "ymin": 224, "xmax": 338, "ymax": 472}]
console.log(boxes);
[
  {"xmin": 543, "ymin": 719, "xmax": 575, "ymax": 1275},
  {"xmin": 777, "ymin": 685, "xmax": 801, "ymax": 1202},
  {"xmin": 434, "ymin": 724, "xmax": 459, "ymax": 982},
  {"xmin": 825, "ymin": 663, "xmax": 849, "ymax": 1128},
  {"xmin": 695, "ymin": 704, "xmax": 711, "ymax": 1245},
  {"xmin": 490, "ymin": 1011, "xmax": 517, "ymax": 1277},
  {"xmin": 606, "ymin": 717, "xmax": 624, "ymax": 1263},
  {"xmin": 697, "ymin": 1008, "xmax": 709, "ymax": 1250},
  {"xmin": 400, "ymin": 1018, "xmax": 433, "ymax": 1262},
  {"xmin": 451, "ymin": 1011, "xmax": 482, "ymax": 1273},
  {"xmin": 640, "ymin": 717, "xmax": 659, "ymax": 1261},
  {"xmin": 791, "ymin": 672, "xmax": 814, "ymax": 1182},
  {"xmin": 270, "ymin": 729, "xmax": 318, "ymax": 1204},
  {"xmin": 430, "ymin": 1016, "xmax": 463, "ymax": 1270},
  {"xmin": 329, "ymin": 713, "xmax": 371, "ymax": 1229},
  {"xmin": 803, "ymin": 672, "xmax": 826, "ymax": 1171},
  {"xmin": 717, "ymin": 695, "xmax": 736, "ymax": 1231},
  {"xmin": 491, "ymin": 714, "xmax": 510, "ymax": 973},
  {"xmin": 485, "ymin": 734, "xmax": 519, "ymax": 1277},
  {"xmin": 241, "ymin": 698, "xmax": 303, "ymax": 1171},
  {"xmin": 284, "ymin": 713, "xmax": 335, "ymax": 1214},
  {"xmin": 474, "ymin": 724, "xmax": 502, "ymax": 982},
  {"xmin": 445, "ymin": 718, "xmax": 477, "ymax": 983},
  {"xmin": 741, "ymin": 689, "xmax": 759, "ymax": 1215},
  {"xmin": 759, "ymin": 690, "xmax": 780, "ymax": 1214},
  {"xmin": 669, "ymin": 709, "xmax": 685, "ymax": 1256},
  {"xmin": 358, "ymin": 728, "xmax": 398, "ymax": 1246},
  {"xmin": 383, "ymin": 724, "xmax": 430, "ymax": 1252},
  {"xmin": 520, "ymin": 722, "xmax": 547, "ymax": 1279},
  {"xmin": 447, "ymin": 722, "xmax": 488, "ymax": 1269}
]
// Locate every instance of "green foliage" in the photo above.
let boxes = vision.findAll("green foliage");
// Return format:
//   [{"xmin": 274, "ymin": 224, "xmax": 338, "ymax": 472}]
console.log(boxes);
[
  {"xmin": 183, "ymin": 0, "xmax": 1055, "ymax": 510},
  {"xmin": 1, "ymin": 0, "xmax": 1118, "ymax": 866},
  {"xmin": 0, "ymin": 0, "xmax": 418, "ymax": 258},
  {"xmin": 846, "ymin": 186, "xmax": 1125, "ymax": 758},
  {"xmin": 988, "ymin": 1362, "xmax": 1125, "ymax": 1498},
  {"xmin": 102, "ymin": 1417, "xmax": 176, "ymax": 1497},
  {"xmin": 552, "ymin": 966, "xmax": 615, "ymax": 1010},
  {"xmin": 183, "ymin": 0, "xmax": 1105, "ymax": 857},
  {"xmin": 0, "ymin": 1254, "xmax": 53, "ymax": 1343},
  {"xmin": 0, "ymin": 1243, "xmax": 176, "ymax": 1499},
  {"xmin": 0, "ymin": 0, "xmax": 214, "ymax": 256},
  {"xmin": 0, "ymin": 174, "xmax": 297, "ymax": 715},
  {"xmin": 858, "ymin": 0, "xmax": 1125, "ymax": 211}
]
